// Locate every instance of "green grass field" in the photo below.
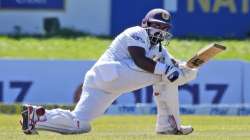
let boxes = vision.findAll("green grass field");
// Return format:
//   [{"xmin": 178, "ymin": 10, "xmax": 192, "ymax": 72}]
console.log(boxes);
[
  {"xmin": 0, "ymin": 36, "xmax": 250, "ymax": 61},
  {"xmin": 1, "ymin": 36, "xmax": 250, "ymax": 139},
  {"xmin": 1, "ymin": 114, "xmax": 250, "ymax": 140}
]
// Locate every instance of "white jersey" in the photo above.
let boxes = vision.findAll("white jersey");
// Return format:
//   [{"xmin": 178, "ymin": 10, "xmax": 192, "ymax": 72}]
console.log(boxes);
[
  {"xmin": 83, "ymin": 26, "xmax": 174, "ymax": 93},
  {"xmin": 100, "ymin": 26, "xmax": 150, "ymax": 61},
  {"xmin": 99, "ymin": 26, "xmax": 173, "ymax": 65}
]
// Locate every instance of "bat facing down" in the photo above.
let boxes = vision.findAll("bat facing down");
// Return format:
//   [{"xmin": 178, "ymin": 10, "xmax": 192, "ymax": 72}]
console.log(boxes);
[{"xmin": 186, "ymin": 43, "xmax": 226, "ymax": 68}]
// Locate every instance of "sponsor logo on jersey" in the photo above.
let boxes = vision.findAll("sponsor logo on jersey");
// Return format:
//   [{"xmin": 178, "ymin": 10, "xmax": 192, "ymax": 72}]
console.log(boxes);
[{"xmin": 131, "ymin": 34, "xmax": 145, "ymax": 44}]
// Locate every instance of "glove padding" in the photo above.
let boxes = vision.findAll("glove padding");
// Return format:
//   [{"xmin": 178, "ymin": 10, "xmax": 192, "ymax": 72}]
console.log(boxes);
[
  {"xmin": 162, "ymin": 62, "xmax": 198, "ymax": 85},
  {"xmin": 162, "ymin": 65, "xmax": 182, "ymax": 83}
]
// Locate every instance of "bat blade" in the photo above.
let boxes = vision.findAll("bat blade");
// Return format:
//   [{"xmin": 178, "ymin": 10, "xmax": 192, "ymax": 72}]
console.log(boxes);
[{"xmin": 186, "ymin": 43, "xmax": 226, "ymax": 68}]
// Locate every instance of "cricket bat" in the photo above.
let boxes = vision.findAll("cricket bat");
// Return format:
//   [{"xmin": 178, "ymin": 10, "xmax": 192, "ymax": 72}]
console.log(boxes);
[{"xmin": 186, "ymin": 43, "xmax": 226, "ymax": 68}]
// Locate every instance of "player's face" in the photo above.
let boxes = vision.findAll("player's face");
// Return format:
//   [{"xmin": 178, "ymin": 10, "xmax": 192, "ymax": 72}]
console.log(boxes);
[
  {"xmin": 150, "ymin": 22, "xmax": 171, "ymax": 31},
  {"xmin": 147, "ymin": 22, "xmax": 172, "ymax": 46}
]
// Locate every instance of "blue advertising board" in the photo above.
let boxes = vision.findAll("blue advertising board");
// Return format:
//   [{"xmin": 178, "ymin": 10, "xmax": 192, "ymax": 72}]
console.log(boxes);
[
  {"xmin": 0, "ymin": 59, "xmax": 247, "ymax": 106},
  {"xmin": 174, "ymin": 0, "xmax": 250, "ymax": 37},
  {"xmin": 179, "ymin": 61, "xmax": 244, "ymax": 105},
  {"xmin": 106, "ymin": 104, "xmax": 250, "ymax": 115},
  {"xmin": 0, "ymin": 59, "xmax": 95, "ymax": 104},
  {"xmin": 0, "ymin": 59, "xmax": 249, "ymax": 115},
  {"xmin": 243, "ymin": 63, "xmax": 250, "ymax": 103},
  {"xmin": 0, "ymin": 0, "xmax": 65, "ymax": 10},
  {"xmin": 111, "ymin": 0, "xmax": 250, "ymax": 37}
]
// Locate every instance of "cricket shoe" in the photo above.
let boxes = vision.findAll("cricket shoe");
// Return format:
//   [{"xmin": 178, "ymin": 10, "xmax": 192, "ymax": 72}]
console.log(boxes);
[
  {"xmin": 177, "ymin": 125, "xmax": 194, "ymax": 135},
  {"xmin": 157, "ymin": 125, "xmax": 194, "ymax": 135},
  {"xmin": 20, "ymin": 105, "xmax": 45, "ymax": 135}
]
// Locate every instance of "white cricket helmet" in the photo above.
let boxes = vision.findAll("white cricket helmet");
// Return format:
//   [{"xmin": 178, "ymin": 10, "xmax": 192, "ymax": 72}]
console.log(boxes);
[{"xmin": 141, "ymin": 8, "xmax": 172, "ymax": 46}]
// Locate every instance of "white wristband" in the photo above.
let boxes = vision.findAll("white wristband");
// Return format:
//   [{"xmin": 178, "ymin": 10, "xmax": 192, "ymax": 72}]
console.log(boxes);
[{"xmin": 154, "ymin": 62, "xmax": 166, "ymax": 75}]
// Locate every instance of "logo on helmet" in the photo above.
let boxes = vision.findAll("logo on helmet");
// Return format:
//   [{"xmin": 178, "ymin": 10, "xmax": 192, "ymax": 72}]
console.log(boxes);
[{"xmin": 162, "ymin": 13, "xmax": 170, "ymax": 21}]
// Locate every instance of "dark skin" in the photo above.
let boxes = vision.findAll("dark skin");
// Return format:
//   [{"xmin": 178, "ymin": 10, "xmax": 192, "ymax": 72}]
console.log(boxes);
[
  {"xmin": 148, "ymin": 22, "xmax": 171, "ymax": 31},
  {"xmin": 128, "ymin": 46, "xmax": 156, "ymax": 73}
]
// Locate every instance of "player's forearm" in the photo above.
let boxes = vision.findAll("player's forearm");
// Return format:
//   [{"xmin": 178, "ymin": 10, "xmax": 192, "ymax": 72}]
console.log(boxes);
[
  {"xmin": 128, "ymin": 46, "xmax": 157, "ymax": 73},
  {"xmin": 133, "ymin": 56, "xmax": 156, "ymax": 73}
]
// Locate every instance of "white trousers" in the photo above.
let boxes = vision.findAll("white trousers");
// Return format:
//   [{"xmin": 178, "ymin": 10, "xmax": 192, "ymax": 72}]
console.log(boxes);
[
  {"xmin": 36, "ymin": 60, "xmax": 161, "ymax": 134},
  {"xmin": 153, "ymin": 63, "xmax": 198, "ymax": 132},
  {"xmin": 35, "ymin": 60, "xmax": 196, "ymax": 134},
  {"xmin": 36, "ymin": 109, "xmax": 91, "ymax": 134},
  {"xmin": 72, "ymin": 60, "xmax": 162, "ymax": 121},
  {"xmin": 72, "ymin": 87, "xmax": 122, "ymax": 122},
  {"xmin": 153, "ymin": 83, "xmax": 181, "ymax": 132}
]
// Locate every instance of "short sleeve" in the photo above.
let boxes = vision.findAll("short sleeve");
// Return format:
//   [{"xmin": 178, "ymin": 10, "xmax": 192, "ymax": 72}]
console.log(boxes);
[
  {"xmin": 124, "ymin": 33, "xmax": 147, "ymax": 49},
  {"xmin": 122, "ymin": 26, "xmax": 149, "ymax": 50}
]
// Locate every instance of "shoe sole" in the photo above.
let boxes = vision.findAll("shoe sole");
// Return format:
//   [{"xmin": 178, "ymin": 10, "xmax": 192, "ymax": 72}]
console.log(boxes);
[
  {"xmin": 157, "ymin": 128, "xmax": 194, "ymax": 135},
  {"xmin": 21, "ymin": 105, "xmax": 37, "ymax": 134},
  {"xmin": 21, "ymin": 106, "xmax": 29, "ymax": 132}
]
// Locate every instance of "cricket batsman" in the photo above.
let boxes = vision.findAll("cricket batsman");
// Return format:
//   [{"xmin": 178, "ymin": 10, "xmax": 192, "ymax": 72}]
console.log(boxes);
[{"xmin": 20, "ymin": 8, "xmax": 198, "ymax": 135}]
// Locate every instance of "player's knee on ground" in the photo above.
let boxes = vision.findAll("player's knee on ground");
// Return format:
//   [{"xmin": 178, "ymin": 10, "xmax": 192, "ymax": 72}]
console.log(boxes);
[{"xmin": 36, "ymin": 109, "xmax": 91, "ymax": 134}]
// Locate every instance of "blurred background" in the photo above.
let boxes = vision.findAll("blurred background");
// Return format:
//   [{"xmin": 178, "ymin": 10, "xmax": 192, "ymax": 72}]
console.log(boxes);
[{"xmin": 0, "ymin": 0, "xmax": 250, "ymax": 115}]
